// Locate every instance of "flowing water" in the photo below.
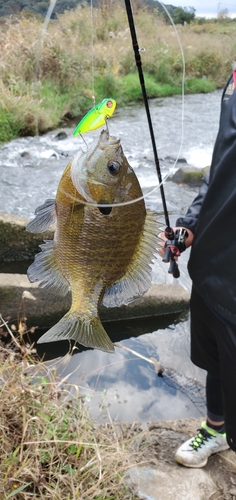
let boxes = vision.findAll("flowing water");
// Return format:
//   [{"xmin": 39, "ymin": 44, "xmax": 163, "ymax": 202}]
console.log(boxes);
[{"xmin": 0, "ymin": 90, "xmax": 222, "ymax": 422}]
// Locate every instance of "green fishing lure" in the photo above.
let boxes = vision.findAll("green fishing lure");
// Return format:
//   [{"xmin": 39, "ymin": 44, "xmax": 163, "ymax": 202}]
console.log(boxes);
[{"xmin": 73, "ymin": 98, "xmax": 116, "ymax": 136}]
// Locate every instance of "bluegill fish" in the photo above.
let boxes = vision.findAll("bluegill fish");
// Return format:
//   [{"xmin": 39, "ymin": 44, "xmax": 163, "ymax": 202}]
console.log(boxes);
[{"xmin": 26, "ymin": 129, "xmax": 158, "ymax": 353}]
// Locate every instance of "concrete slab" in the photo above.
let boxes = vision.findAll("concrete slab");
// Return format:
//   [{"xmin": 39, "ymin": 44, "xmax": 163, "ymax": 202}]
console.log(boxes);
[
  {"xmin": 0, "ymin": 274, "xmax": 189, "ymax": 328},
  {"xmin": 0, "ymin": 212, "xmax": 53, "ymax": 262}
]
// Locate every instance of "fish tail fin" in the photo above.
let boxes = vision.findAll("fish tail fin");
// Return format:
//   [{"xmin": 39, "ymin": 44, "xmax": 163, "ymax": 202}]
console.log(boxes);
[{"xmin": 37, "ymin": 312, "xmax": 114, "ymax": 353}]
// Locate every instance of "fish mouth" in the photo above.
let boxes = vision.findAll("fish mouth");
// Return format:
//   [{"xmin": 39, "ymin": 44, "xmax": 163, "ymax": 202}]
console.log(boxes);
[
  {"xmin": 100, "ymin": 129, "xmax": 120, "ymax": 148},
  {"xmin": 98, "ymin": 199, "xmax": 112, "ymax": 215},
  {"xmin": 98, "ymin": 205, "xmax": 112, "ymax": 215}
]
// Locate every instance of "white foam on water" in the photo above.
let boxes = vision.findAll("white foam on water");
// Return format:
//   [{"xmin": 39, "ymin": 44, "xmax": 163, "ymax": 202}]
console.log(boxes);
[{"xmin": 185, "ymin": 146, "xmax": 213, "ymax": 169}]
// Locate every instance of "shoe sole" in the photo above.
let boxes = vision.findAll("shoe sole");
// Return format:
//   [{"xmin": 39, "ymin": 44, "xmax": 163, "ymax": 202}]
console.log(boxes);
[
  {"xmin": 175, "ymin": 455, "xmax": 208, "ymax": 468},
  {"xmin": 175, "ymin": 444, "xmax": 230, "ymax": 468}
]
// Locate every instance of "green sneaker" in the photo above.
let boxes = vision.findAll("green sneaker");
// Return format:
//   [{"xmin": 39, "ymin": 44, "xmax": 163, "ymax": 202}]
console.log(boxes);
[{"xmin": 175, "ymin": 421, "xmax": 229, "ymax": 468}]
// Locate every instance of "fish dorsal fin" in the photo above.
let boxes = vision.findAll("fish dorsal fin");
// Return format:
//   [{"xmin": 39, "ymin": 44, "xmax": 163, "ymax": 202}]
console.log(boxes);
[
  {"xmin": 26, "ymin": 199, "xmax": 56, "ymax": 233},
  {"xmin": 103, "ymin": 210, "xmax": 159, "ymax": 308},
  {"xmin": 27, "ymin": 240, "xmax": 69, "ymax": 296}
]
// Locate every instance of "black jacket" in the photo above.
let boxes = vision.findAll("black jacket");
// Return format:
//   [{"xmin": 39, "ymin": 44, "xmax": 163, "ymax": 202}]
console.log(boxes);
[{"xmin": 176, "ymin": 74, "xmax": 236, "ymax": 325}]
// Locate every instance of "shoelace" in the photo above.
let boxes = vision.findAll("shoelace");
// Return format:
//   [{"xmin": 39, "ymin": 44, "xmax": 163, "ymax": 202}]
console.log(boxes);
[{"xmin": 190, "ymin": 428, "xmax": 212, "ymax": 450}]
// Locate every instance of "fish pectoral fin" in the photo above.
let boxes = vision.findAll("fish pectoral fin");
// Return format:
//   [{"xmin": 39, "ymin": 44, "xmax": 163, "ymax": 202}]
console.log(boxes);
[
  {"xmin": 26, "ymin": 199, "xmax": 56, "ymax": 233},
  {"xmin": 103, "ymin": 210, "xmax": 160, "ymax": 308},
  {"xmin": 37, "ymin": 313, "xmax": 115, "ymax": 353},
  {"xmin": 27, "ymin": 240, "xmax": 69, "ymax": 296}
]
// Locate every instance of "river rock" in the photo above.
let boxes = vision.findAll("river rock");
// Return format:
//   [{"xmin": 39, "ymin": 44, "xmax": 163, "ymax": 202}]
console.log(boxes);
[
  {"xmin": 170, "ymin": 166, "xmax": 209, "ymax": 187},
  {"xmin": 54, "ymin": 131, "xmax": 68, "ymax": 140},
  {"xmin": 125, "ymin": 465, "xmax": 219, "ymax": 500},
  {"xmin": 121, "ymin": 418, "xmax": 234, "ymax": 500}
]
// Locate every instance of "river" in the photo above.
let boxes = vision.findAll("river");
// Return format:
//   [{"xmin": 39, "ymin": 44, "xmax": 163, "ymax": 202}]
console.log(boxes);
[{"xmin": 0, "ymin": 90, "xmax": 223, "ymax": 422}]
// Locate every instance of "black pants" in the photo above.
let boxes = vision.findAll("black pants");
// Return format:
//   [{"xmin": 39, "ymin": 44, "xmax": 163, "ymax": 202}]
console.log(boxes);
[{"xmin": 190, "ymin": 286, "xmax": 236, "ymax": 451}]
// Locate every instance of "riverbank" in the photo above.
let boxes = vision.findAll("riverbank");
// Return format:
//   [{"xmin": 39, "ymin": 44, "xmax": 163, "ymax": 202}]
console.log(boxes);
[
  {"xmin": 0, "ymin": 348, "xmax": 235, "ymax": 500},
  {"xmin": 1, "ymin": 6, "xmax": 235, "ymax": 142},
  {"xmin": 2, "ymin": 204, "xmax": 236, "ymax": 500}
]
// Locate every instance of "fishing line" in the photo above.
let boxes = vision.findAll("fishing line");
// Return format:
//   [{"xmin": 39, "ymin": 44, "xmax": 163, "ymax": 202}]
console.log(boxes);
[
  {"xmin": 90, "ymin": 0, "xmax": 96, "ymax": 106},
  {"xmin": 124, "ymin": 0, "xmax": 186, "ymax": 227},
  {"xmin": 124, "ymin": 0, "xmax": 169, "ymax": 227},
  {"xmin": 59, "ymin": 184, "xmax": 162, "ymax": 209},
  {"xmin": 59, "ymin": 4, "xmax": 186, "ymax": 211},
  {"xmin": 157, "ymin": 1, "xmax": 185, "ymax": 181},
  {"xmin": 35, "ymin": 1, "xmax": 185, "ymax": 212},
  {"xmin": 34, "ymin": 0, "xmax": 59, "ymax": 135},
  {"xmin": 33, "ymin": 0, "xmax": 160, "ymax": 210},
  {"xmin": 64, "ymin": 4, "xmax": 186, "ymax": 211}
]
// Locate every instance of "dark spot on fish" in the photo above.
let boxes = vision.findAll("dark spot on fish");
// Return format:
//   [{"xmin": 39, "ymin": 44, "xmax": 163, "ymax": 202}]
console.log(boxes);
[
  {"xmin": 98, "ymin": 206, "xmax": 112, "ymax": 215},
  {"xmin": 107, "ymin": 161, "xmax": 120, "ymax": 176}
]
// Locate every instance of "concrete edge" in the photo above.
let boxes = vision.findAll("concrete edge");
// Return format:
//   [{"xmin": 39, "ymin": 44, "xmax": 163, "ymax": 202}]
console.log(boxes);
[
  {"xmin": 0, "ymin": 213, "xmax": 190, "ymax": 328},
  {"xmin": 0, "ymin": 274, "xmax": 190, "ymax": 328}
]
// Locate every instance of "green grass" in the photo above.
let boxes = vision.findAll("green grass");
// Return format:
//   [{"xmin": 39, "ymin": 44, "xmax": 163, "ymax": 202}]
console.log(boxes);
[
  {"xmin": 0, "ymin": 110, "xmax": 24, "ymax": 142},
  {"xmin": 119, "ymin": 73, "xmax": 182, "ymax": 102},
  {"xmin": 185, "ymin": 77, "xmax": 217, "ymax": 93}
]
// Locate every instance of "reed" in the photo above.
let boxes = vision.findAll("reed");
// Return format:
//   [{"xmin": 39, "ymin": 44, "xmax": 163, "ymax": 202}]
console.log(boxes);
[{"xmin": 0, "ymin": 5, "xmax": 235, "ymax": 142}]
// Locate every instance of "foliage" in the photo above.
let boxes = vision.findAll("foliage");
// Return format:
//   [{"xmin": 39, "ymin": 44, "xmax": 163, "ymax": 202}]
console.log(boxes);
[
  {"xmin": 0, "ymin": 110, "xmax": 23, "ymax": 142},
  {"xmin": 161, "ymin": 5, "xmax": 196, "ymax": 24},
  {"xmin": 184, "ymin": 77, "xmax": 217, "ymax": 93},
  {"xmin": 0, "ymin": 0, "xmax": 195, "ymax": 20},
  {"xmin": 173, "ymin": 6, "xmax": 196, "ymax": 25},
  {"xmin": 0, "ymin": 0, "xmax": 83, "ymax": 18},
  {"xmin": 119, "ymin": 73, "xmax": 181, "ymax": 102}
]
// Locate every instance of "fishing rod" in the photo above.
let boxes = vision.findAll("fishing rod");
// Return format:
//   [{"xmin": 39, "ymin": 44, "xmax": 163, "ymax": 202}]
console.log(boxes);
[{"xmin": 124, "ymin": 0, "xmax": 188, "ymax": 278}]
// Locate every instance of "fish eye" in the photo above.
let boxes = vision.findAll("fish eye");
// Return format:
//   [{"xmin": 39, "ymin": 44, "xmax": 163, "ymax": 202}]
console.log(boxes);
[{"xmin": 107, "ymin": 161, "xmax": 120, "ymax": 176}]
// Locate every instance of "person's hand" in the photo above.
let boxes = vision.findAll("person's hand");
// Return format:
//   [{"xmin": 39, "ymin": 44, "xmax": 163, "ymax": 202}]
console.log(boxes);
[{"xmin": 158, "ymin": 227, "xmax": 194, "ymax": 259}]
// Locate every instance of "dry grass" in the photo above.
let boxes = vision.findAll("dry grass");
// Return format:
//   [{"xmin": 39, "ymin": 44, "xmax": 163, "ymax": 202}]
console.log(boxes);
[
  {"xmin": 0, "ymin": 318, "xmax": 141, "ymax": 499},
  {"xmin": 0, "ymin": 6, "xmax": 234, "ymax": 90},
  {"xmin": 0, "ymin": 5, "xmax": 236, "ymax": 140},
  {"xmin": 0, "ymin": 357, "xmax": 140, "ymax": 498}
]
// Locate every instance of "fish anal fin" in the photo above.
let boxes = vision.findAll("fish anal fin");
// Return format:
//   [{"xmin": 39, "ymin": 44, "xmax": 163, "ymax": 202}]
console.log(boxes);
[
  {"xmin": 103, "ymin": 210, "xmax": 160, "ymax": 308},
  {"xmin": 26, "ymin": 199, "xmax": 56, "ymax": 233},
  {"xmin": 37, "ymin": 312, "xmax": 114, "ymax": 353}
]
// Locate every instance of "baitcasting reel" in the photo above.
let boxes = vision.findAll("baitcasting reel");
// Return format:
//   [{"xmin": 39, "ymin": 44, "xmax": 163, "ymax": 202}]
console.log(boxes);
[{"xmin": 162, "ymin": 227, "xmax": 189, "ymax": 279}]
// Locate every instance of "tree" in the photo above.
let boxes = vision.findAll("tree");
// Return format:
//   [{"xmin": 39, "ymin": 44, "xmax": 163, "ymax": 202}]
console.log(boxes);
[
  {"xmin": 0, "ymin": 0, "xmax": 84, "ymax": 18},
  {"xmin": 218, "ymin": 7, "xmax": 229, "ymax": 19},
  {"xmin": 173, "ymin": 6, "xmax": 196, "ymax": 24}
]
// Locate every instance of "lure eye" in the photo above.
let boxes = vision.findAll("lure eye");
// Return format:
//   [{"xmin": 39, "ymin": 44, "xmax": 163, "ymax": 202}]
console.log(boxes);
[{"xmin": 107, "ymin": 161, "xmax": 120, "ymax": 176}]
